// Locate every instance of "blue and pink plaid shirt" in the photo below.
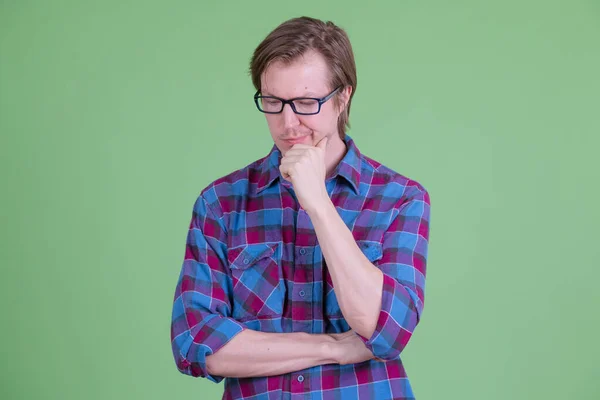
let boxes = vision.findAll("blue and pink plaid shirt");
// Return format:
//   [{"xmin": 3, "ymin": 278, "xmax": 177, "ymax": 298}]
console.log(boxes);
[{"xmin": 171, "ymin": 134, "xmax": 431, "ymax": 399}]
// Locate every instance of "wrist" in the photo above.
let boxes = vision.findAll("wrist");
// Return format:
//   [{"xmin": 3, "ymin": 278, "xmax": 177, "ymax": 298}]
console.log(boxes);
[
  {"xmin": 306, "ymin": 197, "xmax": 335, "ymax": 221},
  {"xmin": 318, "ymin": 334, "xmax": 339, "ymax": 365}
]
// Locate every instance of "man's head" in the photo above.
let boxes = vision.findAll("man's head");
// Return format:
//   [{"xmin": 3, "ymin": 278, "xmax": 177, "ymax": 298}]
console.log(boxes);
[{"xmin": 250, "ymin": 17, "xmax": 357, "ymax": 154}]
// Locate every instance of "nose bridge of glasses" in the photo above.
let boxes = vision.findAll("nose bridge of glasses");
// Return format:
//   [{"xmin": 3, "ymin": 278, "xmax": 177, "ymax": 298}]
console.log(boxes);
[
  {"xmin": 281, "ymin": 99, "xmax": 299, "ymax": 115},
  {"xmin": 282, "ymin": 101, "xmax": 300, "ymax": 125},
  {"xmin": 282, "ymin": 99, "xmax": 298, "ymax": 113}
]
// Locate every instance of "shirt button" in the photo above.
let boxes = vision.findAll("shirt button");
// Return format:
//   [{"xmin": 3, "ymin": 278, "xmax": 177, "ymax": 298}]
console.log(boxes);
[
  {"xmin": 243, "ymin": 258, "xmax": 249, "ymax": 265},
  {"xmin": 300, "ymin": 248, "xmax": 306, "ymax": 255},
  {"xmin": 299, "ymin": 290, "xmax": 305, "ymax": 297},
  {"xmin": 297, "ymin": 375, "xmax": 304, "ymax": 382}
]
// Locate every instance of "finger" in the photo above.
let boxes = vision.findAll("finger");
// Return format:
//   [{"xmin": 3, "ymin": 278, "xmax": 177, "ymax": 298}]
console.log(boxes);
[
  {"xmin": 289, "ymin": 144, "xmax": 313, "ymax": 149},
  {"xmin": 316, "ymin": 135, "xmax": 328, "ymax": 150},
  {"xmin": 284, "ymin": 149, "xmax": 310, "ymax": 158},
  {"xmin": 279, "ymin": 164, "xmax": 294, "ymax": 179},
  {"xmin": 338, "ymin": 330, "xmax": 356, "ymax": 339},
  {"xmin": 279, "ymin": 161, "xmax": 300, "ymax": 172},
  {"xmin": 280, "ymin": 155, "xmax": 303, "ymax": 163}
]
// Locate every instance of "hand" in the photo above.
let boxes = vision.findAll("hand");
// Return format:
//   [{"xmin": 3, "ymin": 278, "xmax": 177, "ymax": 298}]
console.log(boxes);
[
  {"xmin": 279, "ymin": 136, "xmax": 330, "ymax": 214},
  {"xmin": 327, "ymin": 330, "xmax": 378, "ymax": 365}
]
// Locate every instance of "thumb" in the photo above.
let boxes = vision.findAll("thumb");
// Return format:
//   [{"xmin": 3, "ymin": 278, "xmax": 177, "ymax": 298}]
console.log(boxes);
[{"xmin": 316, "ymin": 135, "xmax": 328, "ymax": 150}]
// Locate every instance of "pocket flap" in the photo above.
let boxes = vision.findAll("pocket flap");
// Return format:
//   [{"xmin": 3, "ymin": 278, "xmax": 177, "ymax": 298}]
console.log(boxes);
[
  {"xmin": 357, "ymin": 240, "xmax": 383, "ymax": 262},
  {"xmin": 228, "ymin": 243, "xmax": 278, "ymax": 270}
]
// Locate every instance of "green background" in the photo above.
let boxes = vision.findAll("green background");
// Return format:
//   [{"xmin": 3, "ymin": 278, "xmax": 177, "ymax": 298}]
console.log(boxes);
[{"xmin": 1, "ymin": 1, "xmax": 598, "ymax": 399}]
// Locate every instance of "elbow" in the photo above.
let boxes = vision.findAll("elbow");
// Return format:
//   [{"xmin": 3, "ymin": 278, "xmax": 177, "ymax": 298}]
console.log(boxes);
[
  {"xmin": 205, "ymin": 353, "xmax": 222, "ymax": 377},
  {"xmin": 173, "ymin": 354, "xmax": 195, "ymax": 376},
  {"xmin": 174, "ymin": 354, "xmax": 212, "ymax": 378},
  {"xmin": 376, "ymin": 339, "xmax": 406, "ymax": 361},
  {"xmin": 172, "ymin": 346, "xmax": 204, "ymax": 378},
  {"xmin": 366, "ymin": 307, "xmax": 422, "ymax": 361},
  {"xmin": 350, "ymin": 317, "xmax": 377, "ymax": 341},
  {"xmin": 372, "ymin": 329, "xmax": 414, "ymax": 361},
  {"xmin": 377, "ymin": 351, "xmax": 401, "ymax": 362}
]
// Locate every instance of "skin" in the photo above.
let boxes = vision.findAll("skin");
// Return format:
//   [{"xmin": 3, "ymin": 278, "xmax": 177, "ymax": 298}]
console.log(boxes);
[
  {"xmin": 206, "ymin": 330, "xmax": 375, "ymax": 378},
  {"xmin": 261, "ymin": 50, "xmax": 351, "ymax": 178},
  {"xmin": 270, "ymin": 51, "xmax": 384, "ymax": 341},
  {"xmin": 206, "ymin": 50, "xmax": 386, "ymax": 379}
]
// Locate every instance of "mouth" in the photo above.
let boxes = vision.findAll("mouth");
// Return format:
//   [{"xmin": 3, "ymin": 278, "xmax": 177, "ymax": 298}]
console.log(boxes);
[{"xmin": 283, "ymin": 135, "xmax": 310, "ymax": 145}]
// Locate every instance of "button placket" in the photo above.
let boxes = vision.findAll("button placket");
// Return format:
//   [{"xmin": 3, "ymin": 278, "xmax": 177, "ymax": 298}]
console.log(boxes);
[{"xmin": 293, "ymin": 209, "xmax": 316, "ymax": 334}]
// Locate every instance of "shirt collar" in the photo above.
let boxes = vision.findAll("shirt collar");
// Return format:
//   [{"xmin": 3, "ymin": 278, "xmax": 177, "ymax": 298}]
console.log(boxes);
[{"xmin": 256, "ymin": 134, "xmax": 362, "ymax": 195}]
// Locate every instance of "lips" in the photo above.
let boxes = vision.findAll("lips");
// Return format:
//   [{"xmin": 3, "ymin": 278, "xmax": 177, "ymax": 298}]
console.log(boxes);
[{"xmin": 283, "ymin": 136, "xmax": 310, "ymax": 145}]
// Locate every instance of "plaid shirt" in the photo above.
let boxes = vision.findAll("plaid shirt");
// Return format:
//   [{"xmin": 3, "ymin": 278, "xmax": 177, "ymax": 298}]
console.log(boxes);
[{"xmin": 171, "ymin": 134, "xmax": 430, "ymax": 400}]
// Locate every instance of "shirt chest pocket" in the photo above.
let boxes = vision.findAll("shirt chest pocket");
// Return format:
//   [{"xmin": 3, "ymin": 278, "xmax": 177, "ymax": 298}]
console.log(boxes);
[
  {"xmin": 325, "ymin": 240, "xmax": 384, "ymax": 318},
  {"xmin": 227, "ymin": 243, "xmax": 285, "ymax": 322}
]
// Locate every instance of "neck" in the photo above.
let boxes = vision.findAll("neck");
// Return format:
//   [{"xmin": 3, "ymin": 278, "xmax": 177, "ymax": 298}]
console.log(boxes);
[{"xmin": 325, "ymin": 134, "xmax": 347, "ymax": 178}]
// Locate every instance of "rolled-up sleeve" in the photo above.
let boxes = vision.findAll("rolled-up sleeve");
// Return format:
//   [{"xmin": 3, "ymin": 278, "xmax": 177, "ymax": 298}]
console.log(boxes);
[
  {"xmin": 170, "ymin": 194, "xmax": 246, "ymax": 382},
  {"xmin": 357, "ymin": 185, "xmax": 430, "ymax": 360}
]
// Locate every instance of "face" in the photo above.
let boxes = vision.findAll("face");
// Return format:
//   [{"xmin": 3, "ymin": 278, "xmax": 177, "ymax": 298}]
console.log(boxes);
[{"xmin": 260, "ymin": 51, "xmax": 349, "ymax": 155}]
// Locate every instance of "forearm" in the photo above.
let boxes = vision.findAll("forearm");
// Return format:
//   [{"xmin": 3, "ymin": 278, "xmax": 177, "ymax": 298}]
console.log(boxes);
[
  {"xmin": 206, "ymin": 329, "xmax": 337, "ymax": 378},
  {"xmin": 309, "ymin": 200, "xmax": 383, "ymax": 339}
]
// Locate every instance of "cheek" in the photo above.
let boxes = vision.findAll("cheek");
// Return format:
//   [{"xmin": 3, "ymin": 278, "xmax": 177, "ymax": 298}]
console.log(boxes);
[
  {"xmin": 304, "ymin": 113, "xmax": 335, "ymax": 133},
  {"xmin": 303, "ymin": 119, "xmax": 320, "ymax": 133},
  {"xmin": 264, "ymin": 115, "xmax": 281, "ymax": 131},
  {"xmin": 265, "ymin": 114, "xmax": 311, "ymax": 132}
]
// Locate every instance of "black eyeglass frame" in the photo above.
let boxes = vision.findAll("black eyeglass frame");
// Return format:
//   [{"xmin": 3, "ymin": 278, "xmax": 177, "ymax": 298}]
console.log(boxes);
[{"xmin": 253, "ymin": 86, "xmax": 342, "ymax": 115}]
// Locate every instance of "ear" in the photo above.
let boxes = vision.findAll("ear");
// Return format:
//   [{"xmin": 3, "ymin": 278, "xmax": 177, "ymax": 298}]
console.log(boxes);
[{"xmin": 338, "ymin": 86, "xmax": 353, "ymax": 112}]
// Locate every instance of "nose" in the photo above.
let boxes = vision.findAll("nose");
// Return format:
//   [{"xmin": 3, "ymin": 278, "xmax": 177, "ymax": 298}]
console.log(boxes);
[{"xmin": 281, "ymin": 103, "xmax": 300, "ymax": 130}]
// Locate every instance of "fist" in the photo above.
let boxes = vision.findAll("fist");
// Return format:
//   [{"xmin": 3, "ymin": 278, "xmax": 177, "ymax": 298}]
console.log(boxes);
[{"xmin": 279, "ymin": 136, "xmax": 330, "ymax": 213}]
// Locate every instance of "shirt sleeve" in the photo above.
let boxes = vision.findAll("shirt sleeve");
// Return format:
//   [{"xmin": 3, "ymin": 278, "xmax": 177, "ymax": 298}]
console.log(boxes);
[
  {"xmin": 170, "ymin": 194, "xmax": 246, "ymax": 382},
  {"xmin": 357, "ymin": 185, "xmax": 430, "ymax": 360}
]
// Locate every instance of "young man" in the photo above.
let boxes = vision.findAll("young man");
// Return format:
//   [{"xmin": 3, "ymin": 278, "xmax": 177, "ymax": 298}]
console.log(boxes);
[{"xmin": 171, "ymin": 16, "xmax": 431, "ymax": 400}]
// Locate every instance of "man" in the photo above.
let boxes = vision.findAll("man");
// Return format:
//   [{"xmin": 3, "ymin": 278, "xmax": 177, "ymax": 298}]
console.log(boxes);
[{"xmin": 171, "ymin": 16, "xmax": 430, "ymax": 400}]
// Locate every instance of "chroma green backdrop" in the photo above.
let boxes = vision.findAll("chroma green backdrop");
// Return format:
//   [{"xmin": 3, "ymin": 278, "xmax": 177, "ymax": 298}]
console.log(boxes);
[{"xmin": 1, "ymin": 1, "xmax": 598, "ymax": 399}]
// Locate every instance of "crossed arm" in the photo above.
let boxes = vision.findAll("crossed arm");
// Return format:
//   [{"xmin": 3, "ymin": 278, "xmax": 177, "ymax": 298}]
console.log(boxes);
[
  {"xmin": 204, "ymin": 329, "xmax": 372, "ymax": 378},
  {"xmin": 171, "ymin": 187, "xmax": 429, "ymax": 381}
]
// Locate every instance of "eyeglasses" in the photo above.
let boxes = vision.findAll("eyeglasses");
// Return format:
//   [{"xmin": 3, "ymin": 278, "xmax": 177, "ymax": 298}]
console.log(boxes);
[{"xmin": 254, "ymin": 86, "xmax": 342, "ymax": 115}]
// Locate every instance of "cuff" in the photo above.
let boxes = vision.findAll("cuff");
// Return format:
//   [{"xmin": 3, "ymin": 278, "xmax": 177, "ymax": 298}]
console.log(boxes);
[
  {"xmin": 356, "ymin": 274, "xmax": 415, "ymax": 360},
  {"xmin": 174, "ymin": 316, "xmax": 246, "ymax": 382}
]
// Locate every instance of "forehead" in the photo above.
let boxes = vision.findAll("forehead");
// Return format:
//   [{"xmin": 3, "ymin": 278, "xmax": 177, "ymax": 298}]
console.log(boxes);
[{"xmin": 261, "ymin": 50, "xmax": 331, "ymax": 97}]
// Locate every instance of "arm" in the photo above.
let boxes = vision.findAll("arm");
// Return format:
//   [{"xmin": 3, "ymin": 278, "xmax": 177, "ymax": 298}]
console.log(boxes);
[
  {"xmin": 206, "ymin": 329, "xmax": 374, "ymax": 377},
  {"xmin": 171, "ymin": 194, "xmax": 374, "ymax": 381},
  {"xmin": 309, "ymin": 199, "xmax": 383, "ymax": 339},
  {"xmin": 310, "ymin": 184, "xmax": 431, "ymax": 360},
  {"xmin": 206, "ymin": 330, "xmax": 334, "ymax": 378},
  {"xmin": 171, "ymin": 194, "xmax": 246, "ymax": 382},
  {"xmin": 206, "ymin": 329, "xmax": 373, "ymax": 377}
]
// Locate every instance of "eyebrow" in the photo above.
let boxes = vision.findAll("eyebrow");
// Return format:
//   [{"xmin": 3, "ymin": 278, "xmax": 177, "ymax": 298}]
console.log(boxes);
[{"xmin": 261, "ymin": 91, "xmax": 320, "ymax": 98}]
